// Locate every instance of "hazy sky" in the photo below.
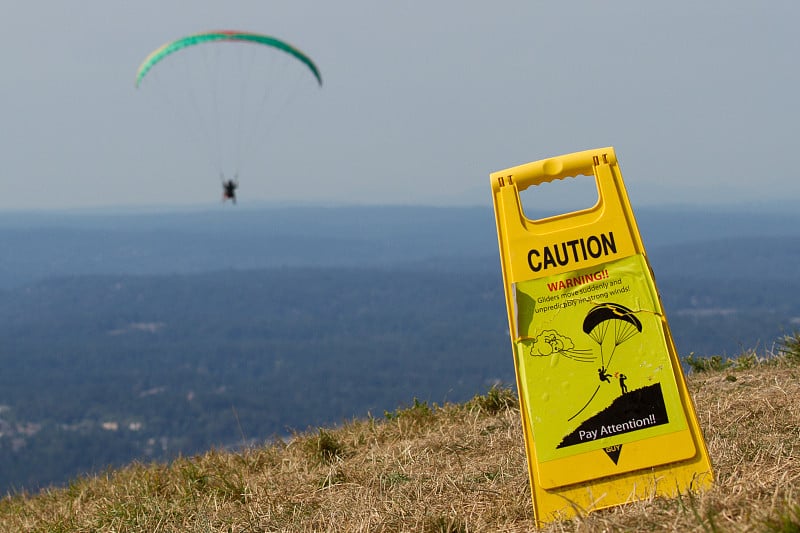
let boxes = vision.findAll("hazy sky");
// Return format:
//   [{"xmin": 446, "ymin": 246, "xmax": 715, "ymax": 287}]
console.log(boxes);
[{"xmin": 2, "ymin": 1, "xmax": 798, "ymax": 210}]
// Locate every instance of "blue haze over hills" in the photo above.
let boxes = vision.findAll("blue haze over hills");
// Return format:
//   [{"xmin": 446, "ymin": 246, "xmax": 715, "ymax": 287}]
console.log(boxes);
[
  {"xmin": 0, "ymin": 204, "xmax": 798, "ymax": 493},
  {"xmin": 1, "ymin": 204, "xmax": 799, "ymax": 356},
  {"xmin": 2, "ymin": 204, "xmax": 799, "ymax": 286}
]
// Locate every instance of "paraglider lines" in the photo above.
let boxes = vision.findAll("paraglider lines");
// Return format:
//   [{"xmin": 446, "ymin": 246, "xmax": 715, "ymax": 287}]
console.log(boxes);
[{"xmin": 568, "ymin": 303, "xmax": 643, "ymax": 421}]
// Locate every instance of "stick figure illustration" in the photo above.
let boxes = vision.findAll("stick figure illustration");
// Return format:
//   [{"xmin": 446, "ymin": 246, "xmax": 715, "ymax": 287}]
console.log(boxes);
[{"xmin": 618, "ymin": 373, "xmax": 628, "ymax": 394}]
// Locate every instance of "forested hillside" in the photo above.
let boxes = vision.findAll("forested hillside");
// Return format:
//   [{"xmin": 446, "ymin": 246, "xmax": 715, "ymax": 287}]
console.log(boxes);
[
  {"xmin": 0, "ymin": 267, "xmax": 511, "ymax": 491},
  {"xmin": 0, "ymin": 206, "xmax": 798, "ymax": 493}
]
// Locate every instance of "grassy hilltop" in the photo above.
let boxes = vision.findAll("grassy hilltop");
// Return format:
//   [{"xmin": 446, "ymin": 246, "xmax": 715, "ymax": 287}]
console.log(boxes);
[{"xmin": 1, "ymin": 334, "xmax": 800, "ymax": 532}]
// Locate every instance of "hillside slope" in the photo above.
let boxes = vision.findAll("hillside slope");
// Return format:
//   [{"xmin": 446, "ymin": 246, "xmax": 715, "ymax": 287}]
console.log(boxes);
[{"xmin": 1, "ymin": 344, "xmax": 799, "ymax": 532}]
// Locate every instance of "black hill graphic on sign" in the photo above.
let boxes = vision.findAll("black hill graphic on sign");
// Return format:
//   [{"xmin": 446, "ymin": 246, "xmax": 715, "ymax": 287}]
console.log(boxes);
[{"xmin": 557, "ymin": 383, "xmax": 669, "ymax": 449}]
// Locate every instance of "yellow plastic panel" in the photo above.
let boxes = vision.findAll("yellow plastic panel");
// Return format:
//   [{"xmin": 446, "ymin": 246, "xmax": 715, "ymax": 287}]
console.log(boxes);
[{"xmin": 490, "ymin": 147, "xmax": 712, "ymax": 525}]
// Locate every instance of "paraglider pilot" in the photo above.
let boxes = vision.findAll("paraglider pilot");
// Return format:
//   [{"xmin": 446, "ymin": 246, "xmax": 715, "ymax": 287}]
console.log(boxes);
[{"xmin": 222, "ymin": 175, "xmax": 239, "ymax": 204}]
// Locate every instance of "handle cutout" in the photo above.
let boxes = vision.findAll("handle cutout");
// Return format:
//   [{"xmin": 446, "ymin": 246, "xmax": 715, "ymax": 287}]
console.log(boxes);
[{"xmin": 518, "ymin": 172, "xmax": 600, "ymax": 221}]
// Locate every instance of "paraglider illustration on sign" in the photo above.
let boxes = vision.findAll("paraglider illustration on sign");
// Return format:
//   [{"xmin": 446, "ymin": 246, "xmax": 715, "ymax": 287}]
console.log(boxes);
[
  {"xmin": 513, "ymin": 255, "xmax": 682, "ymax": 464},
  {"xmin": 518, "ymin": 296, "xmax": 668, "ymax": 444},
  {"xmin": 570, "ymin": 302, "xmax": 642, "ymax": 421},
  {"xmin": 135, "ymin": 30, "xmax": 322, "ymax": 202}
]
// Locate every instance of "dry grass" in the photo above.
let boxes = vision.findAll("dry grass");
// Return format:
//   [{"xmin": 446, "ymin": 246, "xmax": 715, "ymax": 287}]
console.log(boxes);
[{"xmin": 2, "ymin": 354, "xmax": 800, "ymax": 532}]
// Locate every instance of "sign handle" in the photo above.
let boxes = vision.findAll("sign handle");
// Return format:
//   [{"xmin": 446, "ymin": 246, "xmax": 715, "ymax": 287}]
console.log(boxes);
[{"xmin": 492, "ymin": 147, "xmax": 616, "ymax": 192}]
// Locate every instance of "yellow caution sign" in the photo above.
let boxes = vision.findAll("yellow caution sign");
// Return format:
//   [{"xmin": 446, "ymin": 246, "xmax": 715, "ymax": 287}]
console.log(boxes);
[{"xmin": 490, "ymin": 147, "xmax": 712, "ymax": 525}]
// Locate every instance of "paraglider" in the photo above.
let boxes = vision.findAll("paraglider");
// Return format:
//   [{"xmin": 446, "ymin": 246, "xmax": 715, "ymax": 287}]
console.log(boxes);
[
  {"xmin": 583, "ymin": 302, "xmax": 643, "ymax": 341},
  {"xmin": 583, "ymin": 302, "xmax": 642, "ymax": 371},
  {"xmin": 135, "ymin": 30, "xmax": 322, "ymax": 203},
  {"xmin": 568, "ymin": 302, "xmax": 642, "ymax": 421},
  {"xmin": 135, "ymin": 31, "xmax": 323, "ymax": 89},
  {"xmin": 221, "ymin": 175, "xmax": 239, "ymax": 204}
]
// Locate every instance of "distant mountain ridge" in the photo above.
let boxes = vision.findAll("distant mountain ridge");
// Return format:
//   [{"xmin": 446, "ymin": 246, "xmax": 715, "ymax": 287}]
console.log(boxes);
[{"xmin": 2, "ymin": 205, "xmax": 799, "ymax": 288}]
